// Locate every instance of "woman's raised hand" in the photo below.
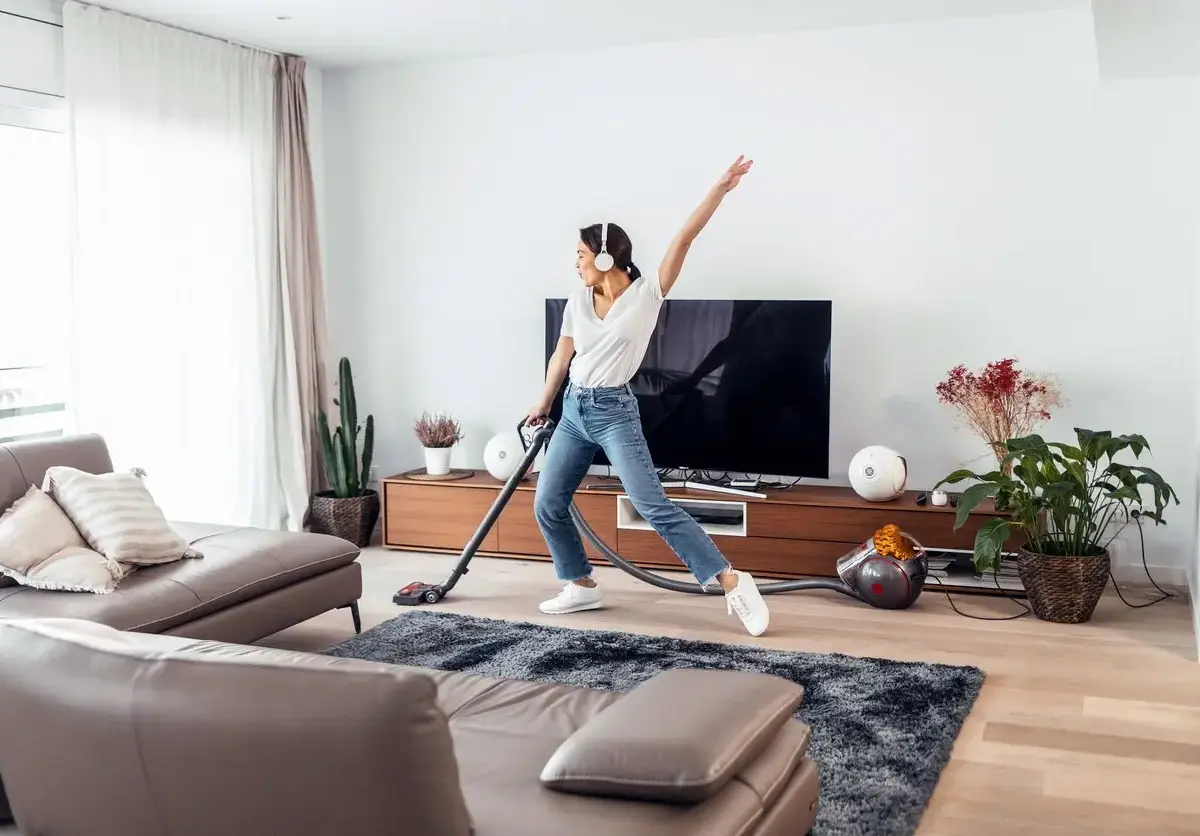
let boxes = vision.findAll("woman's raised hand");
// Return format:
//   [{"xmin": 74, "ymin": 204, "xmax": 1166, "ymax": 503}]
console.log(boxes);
[{"xmin": 717, "ymin": 155, "xmax": 754, "ymax": 192}]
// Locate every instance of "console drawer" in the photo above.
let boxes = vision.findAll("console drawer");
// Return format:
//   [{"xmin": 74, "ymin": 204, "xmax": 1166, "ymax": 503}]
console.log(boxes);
[
  {"xmin": 750, "ymin": 504, "xmax": 980, "ymax": 550},
  {"xmin": 497, "ymin": 491, "xmax": 617, "ymax": 561},
  {"xmin": 384, "ymin": 482, "xmax": 500, "ymax": 552},
  {"xmin": 614, "ymin": 529, "xmax": 847, "ymax": 579}
]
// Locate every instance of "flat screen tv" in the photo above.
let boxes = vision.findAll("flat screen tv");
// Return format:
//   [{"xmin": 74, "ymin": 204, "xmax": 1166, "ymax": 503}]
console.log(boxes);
[{"xmin": 543, "ymin": 298, "xmax": 831, "ymax": 478}]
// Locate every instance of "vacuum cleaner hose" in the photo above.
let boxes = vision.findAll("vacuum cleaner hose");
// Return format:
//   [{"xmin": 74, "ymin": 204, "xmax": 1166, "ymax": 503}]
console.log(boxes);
[
  {"xmin": 518, "ymin": 419, "xmax": 859, "ymax": 600},
  {"xmin": 566, "ymin": 502, "xmax": 859, "ymax": 598}
]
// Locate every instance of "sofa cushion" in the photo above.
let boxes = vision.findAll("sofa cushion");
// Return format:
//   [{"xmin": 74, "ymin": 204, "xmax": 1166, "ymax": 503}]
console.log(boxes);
[
  {"xmin": 42, "ymin": 466, "xmax": 201, "ymax": 565},
  {"xmin": 0, "ymin": 523, "xmax": 359, "ymax": 633},
  {"xmin": 1, "ymin": 448, "xmax": 26, "ymax": 595},
  {"xmin": 400, "ymin": 669, "xmax": 793, "ymax": 836},
  {"xmin": 539, "ymin": 668, "xmax": 805, "ymax": 803},
  {"xmin": 0, "ymin": 484, "xmax": 130, "ymax": 594},
  {"xmin": 163, "ymin": 522, "xmax": 359, "ymax": 613},
  {"xmin": 0, "ymin": 434, "xmax": 114, "ymax": 588},
  {"xmin": 452, "ymin": 724, "xmax": 766, "ymax": 836},
  {"xmin": 0, "ymin": 564, "xmax": 209, "ymax": 632}
]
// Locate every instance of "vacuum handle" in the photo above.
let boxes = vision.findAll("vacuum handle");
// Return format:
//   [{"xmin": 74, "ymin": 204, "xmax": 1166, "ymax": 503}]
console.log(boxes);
[{"xmin": 518, "ymin": 417, "xmax": 555, "ymax": 452}]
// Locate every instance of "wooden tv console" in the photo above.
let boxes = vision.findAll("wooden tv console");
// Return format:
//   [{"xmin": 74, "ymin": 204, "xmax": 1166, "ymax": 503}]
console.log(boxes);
[{"xmin": 381, "ymin": 473, "xmax": 1021, "ymax": 595}]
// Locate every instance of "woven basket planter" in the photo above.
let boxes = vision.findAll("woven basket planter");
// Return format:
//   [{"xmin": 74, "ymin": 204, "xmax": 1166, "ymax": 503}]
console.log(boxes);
[
  {"xmin": 309, "ymin": 490, "xmax": 380, "ymax": 548},
  {"xmin": 1016, "ymin": 546, "xmax": 1109, "ymax": 624}
]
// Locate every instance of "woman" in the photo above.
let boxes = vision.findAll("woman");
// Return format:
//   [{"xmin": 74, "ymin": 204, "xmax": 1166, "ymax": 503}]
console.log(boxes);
[{"xmin": 525, "ymin": 155, "xmax": 770, "ymax": 636}]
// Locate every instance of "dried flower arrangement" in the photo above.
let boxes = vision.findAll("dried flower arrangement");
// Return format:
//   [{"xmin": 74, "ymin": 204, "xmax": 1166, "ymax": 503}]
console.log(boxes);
[
  {"xmin": 936, "ymin": 358, "xmax": 1062, "ymax": 473},
  {"xmin": 413, "ymin": 412, "xmax": 463, "ymax": 449}
]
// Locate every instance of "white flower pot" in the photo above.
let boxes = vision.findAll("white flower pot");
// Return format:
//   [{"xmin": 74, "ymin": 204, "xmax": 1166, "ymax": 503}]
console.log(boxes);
[{"xmin": 424, "ymin": 446, "xmax": 452, "ymax": 476}]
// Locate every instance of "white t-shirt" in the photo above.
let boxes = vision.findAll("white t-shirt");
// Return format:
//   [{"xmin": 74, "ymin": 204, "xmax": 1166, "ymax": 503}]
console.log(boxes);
[{"xmin": 561, "ymin": 276, "xmax": 664, "ymax": 388}]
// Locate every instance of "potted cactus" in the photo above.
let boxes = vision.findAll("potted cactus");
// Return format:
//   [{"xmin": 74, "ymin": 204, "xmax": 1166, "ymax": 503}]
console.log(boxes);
[{"xmin": 310, "ymin": 357, "xmax": 378, "ymax": 546}]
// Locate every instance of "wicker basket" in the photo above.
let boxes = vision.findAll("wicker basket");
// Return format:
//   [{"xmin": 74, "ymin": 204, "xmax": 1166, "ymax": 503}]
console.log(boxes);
[
  {"xmin": 1016, "ymin": 546, "xmax": 1109, "ymax": 624},
  {"xmin": 309, "ymin": 490, "xmax": 380, "ymax": 547}
]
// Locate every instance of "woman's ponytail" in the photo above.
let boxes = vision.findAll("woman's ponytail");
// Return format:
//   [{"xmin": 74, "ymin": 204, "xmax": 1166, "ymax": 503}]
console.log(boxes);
[{"xmin": 625, "ymin": 261, "xmax": 642, "ymax": 281}]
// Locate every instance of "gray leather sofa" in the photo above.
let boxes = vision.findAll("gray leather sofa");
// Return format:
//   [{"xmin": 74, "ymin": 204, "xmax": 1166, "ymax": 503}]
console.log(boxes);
[
  {"xmin": 0, "ymin": 434, "xmax": 363, "ymax": 643},
  {"xmin": 0, "ymin": 433, "xmax": 364, "ymax": 826},
  {"xmin": 0, "ymin": 618, "xmax": 821, "ymax": 835}
]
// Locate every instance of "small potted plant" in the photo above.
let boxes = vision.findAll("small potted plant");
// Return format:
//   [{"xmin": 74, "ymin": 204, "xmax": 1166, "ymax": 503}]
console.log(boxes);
[
  {"xmin": 936, "ymin": 428, "xmax": 1178, "ymax": 624},
  {"xmin": 311, "ymin": 357, "xmax": 378, "ymax": 546},
  {"xmin": 414, "ymin": 412, "xmax": 462, "ymax": 476}
]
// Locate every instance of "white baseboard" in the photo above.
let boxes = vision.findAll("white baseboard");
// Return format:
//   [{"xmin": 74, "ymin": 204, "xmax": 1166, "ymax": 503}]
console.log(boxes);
[{"xmin": 1109, "ymin": 560, "xmax": 1186, "ymax": 590}]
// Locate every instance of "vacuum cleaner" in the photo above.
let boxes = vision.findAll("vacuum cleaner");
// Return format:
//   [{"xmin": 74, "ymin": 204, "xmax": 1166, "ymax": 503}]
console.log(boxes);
[{"xmin": 394, "ymin": 418, "xmax": 928, "ymax": 609}]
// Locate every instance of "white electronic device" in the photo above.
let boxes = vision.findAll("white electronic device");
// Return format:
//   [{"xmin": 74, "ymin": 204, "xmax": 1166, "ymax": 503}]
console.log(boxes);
[
  {"xmin": 848, "ymin": 445, "xmax": 908, "ymax": 502},
  {"xmin": 483, "ymin": 432, "xmax": 528, "ymax": 482},
  {"xmin": 593, "ymin": 222, "xmax": 614, "ymax": 272}
]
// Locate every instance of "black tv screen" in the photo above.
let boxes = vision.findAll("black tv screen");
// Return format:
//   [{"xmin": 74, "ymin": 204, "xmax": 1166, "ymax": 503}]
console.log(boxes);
[{"xmin": 544, "ymin": 298, "xmax": 831, "ymax": 478}]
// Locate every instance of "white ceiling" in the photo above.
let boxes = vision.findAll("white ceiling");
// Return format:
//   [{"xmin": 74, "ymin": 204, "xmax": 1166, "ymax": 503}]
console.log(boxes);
[{"xmin": 81, "ymin": 0, "xmax": 1086, "ymax": 66}]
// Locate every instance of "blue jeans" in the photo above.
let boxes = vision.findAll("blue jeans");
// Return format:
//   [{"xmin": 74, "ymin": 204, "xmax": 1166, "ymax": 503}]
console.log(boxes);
[{"xmin": 534, "ymin": 381, "xmax": 732, "ymax": 588}]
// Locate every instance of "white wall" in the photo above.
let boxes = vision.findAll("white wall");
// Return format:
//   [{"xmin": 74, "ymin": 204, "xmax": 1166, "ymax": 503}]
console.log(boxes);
[
  {"xmin": 321, "ymin": 7, "xmax": 1199, "ymax": 581},
  {"xmin": 1191, "ymin": 119, "xmax": 1200, "ymax": 654},
  {"xmin": 1193, "ymin": 461, "xmax": 1200, "ymax": 657},
  {"xmin": 1092, "ymin": 0, "xmax": 1200, "ymax": 80},
  {"xmin": 1194, "ymin": 532, "xmax": 1200, "ymax": 657},
  {"xmin": 0, "ymin": 1, "xmax": 63, "ymax": 96}
]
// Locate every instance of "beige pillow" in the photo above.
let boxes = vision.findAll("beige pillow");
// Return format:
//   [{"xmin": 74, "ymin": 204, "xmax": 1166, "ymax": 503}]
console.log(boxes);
[
  {"xmin": 0, "ymin": 485, "xmax": 133, "ymax": 594},
  {"xmin": 42, "ymin": 467, "xmax": 202, "ymax": 566}
]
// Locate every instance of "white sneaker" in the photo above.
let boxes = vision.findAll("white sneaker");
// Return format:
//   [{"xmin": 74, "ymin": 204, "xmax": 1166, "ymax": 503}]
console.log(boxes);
[
  {"xmin": 539, "ymin": 581, "xmax": 603, "ymax": 614},
  {"xmin": 725, "ymin": 570, "xmax": 770, "ymax": 636}
]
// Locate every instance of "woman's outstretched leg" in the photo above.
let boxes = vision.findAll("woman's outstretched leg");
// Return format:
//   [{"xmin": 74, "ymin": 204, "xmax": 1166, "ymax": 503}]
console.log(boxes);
[{"xmin": 591, "ymin": 391, "xmax": 770, "ymax": 635}]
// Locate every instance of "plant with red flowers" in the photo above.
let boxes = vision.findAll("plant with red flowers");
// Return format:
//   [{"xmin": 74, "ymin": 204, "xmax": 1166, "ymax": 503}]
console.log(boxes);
[
  {"xmin": 934, "ymin": 428, "xmax": 1178, "ymax": 623},
  {"xmin": 936, "ymin": 358, "xmax": 1062, "ymax": 472}
]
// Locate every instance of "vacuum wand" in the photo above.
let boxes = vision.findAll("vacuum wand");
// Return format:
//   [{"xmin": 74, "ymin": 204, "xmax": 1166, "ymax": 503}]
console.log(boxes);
[{"xmin": 393, "ymin": 419, "xmax": 554, "ymax": 606}]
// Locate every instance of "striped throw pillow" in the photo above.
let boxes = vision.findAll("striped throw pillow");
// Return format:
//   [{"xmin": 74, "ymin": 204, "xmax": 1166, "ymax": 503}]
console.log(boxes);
[
  {"xmin": 0, "ymin": 484, "xmax": 133, "ymax": 593},
  {"xmin": 42, "ymin": 467, "xmax": 202, "ymax": 566}
]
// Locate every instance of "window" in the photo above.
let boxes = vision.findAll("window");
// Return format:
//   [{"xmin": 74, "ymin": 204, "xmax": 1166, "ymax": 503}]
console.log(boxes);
[{"xmin": 0, "ymin": 85, "xmax": 69, "ymax": 444}]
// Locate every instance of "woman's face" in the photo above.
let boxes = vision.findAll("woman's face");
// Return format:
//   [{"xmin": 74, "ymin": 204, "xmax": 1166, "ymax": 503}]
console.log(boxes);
[{"xmin": 575, "ymin": 239, "xmax": 604, "ymax": 287}]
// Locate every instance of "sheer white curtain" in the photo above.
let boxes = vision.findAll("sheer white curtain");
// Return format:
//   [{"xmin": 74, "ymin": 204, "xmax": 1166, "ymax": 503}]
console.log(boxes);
[{"xmin": 62, "ymin": 1, "xmax": 308, "ymax": 530}]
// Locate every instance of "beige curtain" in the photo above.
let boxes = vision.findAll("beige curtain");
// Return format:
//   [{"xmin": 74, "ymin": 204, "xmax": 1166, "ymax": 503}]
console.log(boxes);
[{"xmin": 275, "ymin": 55, "xmax": 334, "ymax": 505}]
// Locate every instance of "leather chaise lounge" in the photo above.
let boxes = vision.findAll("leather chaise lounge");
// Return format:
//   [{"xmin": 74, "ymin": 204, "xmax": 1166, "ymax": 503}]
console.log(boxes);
[
  {"xmin": 0, "ymin": 434, "xmax": 364, "ymax": 644},
  {"xmin": 0, "ymin": 618, "xmax": 822, "ymax": 835}
]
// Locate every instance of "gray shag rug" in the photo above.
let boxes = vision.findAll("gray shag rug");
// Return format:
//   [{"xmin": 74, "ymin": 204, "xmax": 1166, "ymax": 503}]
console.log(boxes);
[{"xmin": 324, "ymin": 611, "xmax": 984, "ymax": 836}]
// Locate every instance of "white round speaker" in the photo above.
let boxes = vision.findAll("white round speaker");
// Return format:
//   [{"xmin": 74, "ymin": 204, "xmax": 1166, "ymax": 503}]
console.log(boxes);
[
  {"xmin": 483, "ymin": 432, "xmax": 527, "ymax": 482},
  {"xmin": 848, "ymin": 445, "xmax": 908, "ymax": 502}
]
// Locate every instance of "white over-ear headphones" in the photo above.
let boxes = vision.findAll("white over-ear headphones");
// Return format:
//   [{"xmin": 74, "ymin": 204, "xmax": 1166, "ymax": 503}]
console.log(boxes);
[{"xmin": 593, "ymin": 222, "xmax": 615, "ymax": 272}]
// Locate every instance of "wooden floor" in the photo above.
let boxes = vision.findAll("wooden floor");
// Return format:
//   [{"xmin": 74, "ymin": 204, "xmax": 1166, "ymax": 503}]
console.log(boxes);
[{"xmin": 265, "ymin": 548, "xmax": 1200, "ymax": 835}]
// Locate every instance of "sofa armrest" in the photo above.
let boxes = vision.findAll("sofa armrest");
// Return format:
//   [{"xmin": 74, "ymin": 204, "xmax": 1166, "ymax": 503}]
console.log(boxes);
[
  {"xmin": 0, "ymin": 618, "xmax": 475, "ymax": 836},
  {"xmin": 540, "ymin": 668, "xmax": 805, "ymax": 803}
]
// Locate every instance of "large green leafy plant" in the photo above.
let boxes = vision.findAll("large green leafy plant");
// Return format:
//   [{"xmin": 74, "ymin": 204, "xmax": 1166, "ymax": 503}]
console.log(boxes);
[
  {"xmin": 318, "ymin": 357, "xmax": 375, "ymax": 499},
  {"xmin": 935, "ymin": 428, "xmax": 1178, "ymax": 573}
]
